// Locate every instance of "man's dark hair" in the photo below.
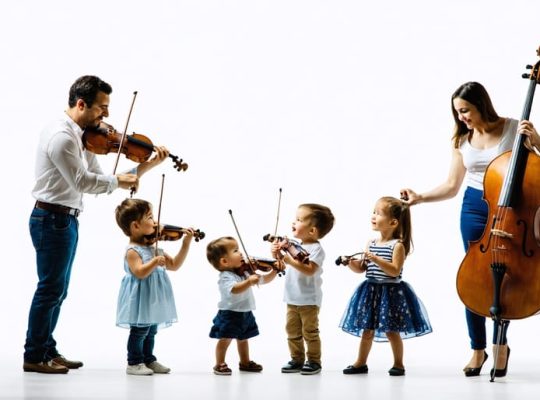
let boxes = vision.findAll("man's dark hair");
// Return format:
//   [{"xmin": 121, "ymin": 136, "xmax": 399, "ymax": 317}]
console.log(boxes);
[{"xmin": 68, "ymin": 75, "xmax": 112, "ymax": 108}]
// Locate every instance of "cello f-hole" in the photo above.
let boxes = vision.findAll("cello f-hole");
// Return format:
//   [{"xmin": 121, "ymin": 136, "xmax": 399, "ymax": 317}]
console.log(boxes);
[
  {"xmin": 517, "ymin": 219, "xmax": 534, "ymax": 257},
  {"xmin": 480, "ymin": 215, "xmax": 498, "ymax": 253}
]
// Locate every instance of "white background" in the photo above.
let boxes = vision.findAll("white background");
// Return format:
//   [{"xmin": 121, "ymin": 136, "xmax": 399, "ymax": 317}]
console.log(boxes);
[{"xmin": 2, "ymin": 0, "xmax": 540, "ymax": 374}]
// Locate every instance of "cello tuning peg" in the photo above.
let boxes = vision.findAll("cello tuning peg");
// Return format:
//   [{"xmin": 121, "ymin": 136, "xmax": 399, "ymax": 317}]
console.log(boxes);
[
  {"xmin": 522, "ymin": 73, "xmax": 531, "ymax": 79},
  {"xmin": 526, "ymin": 65, "xmax": 533, "ymax": 69}
]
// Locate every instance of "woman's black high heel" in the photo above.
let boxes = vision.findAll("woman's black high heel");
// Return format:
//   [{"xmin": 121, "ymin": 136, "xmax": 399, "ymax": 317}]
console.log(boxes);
[
  {"xmin": 463, "ymin": 351, "xmax": 488, "ymax": 377},
  {"xmin": 490, "ymin": 347, "xmax": 510, "ymax": 378}
]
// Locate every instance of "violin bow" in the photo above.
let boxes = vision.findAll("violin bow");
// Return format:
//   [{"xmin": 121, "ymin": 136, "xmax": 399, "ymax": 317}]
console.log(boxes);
[
  {"xmin": 228, "ymin": 209, "xmax": 257, "ymax": 279},
  {"xmin": 273, "ymin": 187, "xmax": 282, "ymax": 237},
  {"xmin": 112, "ymin": 91, "xmax": 138, "ymax": 197},
  {"xmin": 154, "ymin": 174, "xmax": 165, "ymax": 256}
]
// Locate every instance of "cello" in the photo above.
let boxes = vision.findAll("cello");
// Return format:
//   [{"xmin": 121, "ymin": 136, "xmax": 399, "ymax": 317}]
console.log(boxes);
[{"xmin": 456, "ymin": 47, "xmax": 540, "ymax": 344}]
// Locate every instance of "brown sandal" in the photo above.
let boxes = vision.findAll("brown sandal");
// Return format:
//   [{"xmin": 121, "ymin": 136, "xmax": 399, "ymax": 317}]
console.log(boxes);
[
  {"xmin": 239, "ymin": 360, "xmax": 263, "ymax": 372},
  {"xmin": 213, "ymin": 363, "xmax": 232, "ymax": 375}
]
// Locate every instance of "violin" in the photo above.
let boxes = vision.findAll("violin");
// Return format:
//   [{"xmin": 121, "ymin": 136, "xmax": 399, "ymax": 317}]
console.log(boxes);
[
  {"xmin": 263, "ymin": 234, "xmax": 310, "ymax": 264},
  {"xmin": 335, "ymin": 252, "xmax": 366, "ymax": 266},
  {"xmin": 145, "ymin": 224, "xmax": 205, "ymax": 243},
  {"xmin": 236, "ymin": 257, "xmax": 284, "ymax": 277},
  {"xmin": 82, "ymin": 122, "xmax": 188, "ymax": 172}
]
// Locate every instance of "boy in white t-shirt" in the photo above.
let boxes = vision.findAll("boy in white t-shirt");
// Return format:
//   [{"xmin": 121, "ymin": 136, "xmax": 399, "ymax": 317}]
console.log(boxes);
[
  {"xmin": 270, "ymin": 203, "xmax": 335, "ymax": 375},
  {"xmin": 207, "ymin": 237, "xmax": 279, "ymax": 375}
]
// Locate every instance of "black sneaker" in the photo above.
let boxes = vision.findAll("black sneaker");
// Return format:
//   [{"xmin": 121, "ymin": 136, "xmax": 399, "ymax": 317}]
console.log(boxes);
[
  {"xmin": 300, "ymin": 361, "xmax": 322, "ymax": 375},
  {"xmin": 281, "ymin": 360, "xmax": 303, "ymax": 373}
]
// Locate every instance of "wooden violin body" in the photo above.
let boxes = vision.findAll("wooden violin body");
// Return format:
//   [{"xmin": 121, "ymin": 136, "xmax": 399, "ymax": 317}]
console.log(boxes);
[
  {"xmin": 335, "ymin": 252, "xmax": 366, "ymax": 266},
  {"xmin": 236, "ymin": 257, "xmax": 284, "ymax": 277},
  {"xmin": 83, "ymin": 122, "xmax": 188, "ymax": 172},
  {"xmin": 263, "ymin": 233, "xmax": 310, "ymax": 264},
  {"xmin": 145, "ymin": 224, "xmax": 205, "ymax": 243}
]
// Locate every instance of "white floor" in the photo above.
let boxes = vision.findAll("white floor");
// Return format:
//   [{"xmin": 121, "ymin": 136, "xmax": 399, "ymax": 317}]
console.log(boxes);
[{"xmin": 4, "ymin": 360, "xmax": 540, "ymax": 400}]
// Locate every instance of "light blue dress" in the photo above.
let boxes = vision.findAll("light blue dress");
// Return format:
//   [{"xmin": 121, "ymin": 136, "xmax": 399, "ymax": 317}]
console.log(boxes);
[{"xmin": 116, "ymin": 245, "xmax": 177, "ymax": 329}]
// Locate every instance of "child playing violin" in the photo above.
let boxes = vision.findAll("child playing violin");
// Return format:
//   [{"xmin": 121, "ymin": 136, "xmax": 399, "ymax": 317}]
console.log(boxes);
[
  {"xmin": 339, "ymin": 196, "xmax": 432, "ymax": 376},
  {"xmin": 115, "ymin": 198, "xmax": 195, "ymax": 375},
  {"xmin": 270, "ymin": 203, "xmax": 335, "ymax": 375},
  {"xmin": 206, "ymin": 236, "xmax": 280, "ymax": 375}
]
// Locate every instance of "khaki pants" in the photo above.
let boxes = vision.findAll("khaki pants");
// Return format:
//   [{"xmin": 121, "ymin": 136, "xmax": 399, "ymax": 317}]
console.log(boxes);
[{"xmin": 286, "ymin": 304, "xmax": 321, "ymax": 365}]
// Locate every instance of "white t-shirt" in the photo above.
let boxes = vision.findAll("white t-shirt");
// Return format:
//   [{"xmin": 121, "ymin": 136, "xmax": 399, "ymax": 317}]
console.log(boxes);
[
  {"xmin": 217, "ymin": 271, "xmax": 256, "ymax": 312},
  {"xmin": 283, "ymin": 242, "xmax": 325, "ymax": 307},
  {"xmin": 459, "ymin": 118, "xmax": 518, "ymax": 190}
]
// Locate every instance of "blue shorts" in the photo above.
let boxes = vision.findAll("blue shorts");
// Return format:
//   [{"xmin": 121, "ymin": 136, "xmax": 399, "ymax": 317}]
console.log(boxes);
[{"xmin": 209, "ymin": 310, "xmax": 259, "ymax": 340}]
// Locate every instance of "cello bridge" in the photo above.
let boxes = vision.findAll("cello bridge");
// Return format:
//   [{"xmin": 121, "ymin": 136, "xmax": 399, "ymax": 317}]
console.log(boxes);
[{"xmin": 491, "ymin": 229, "xmax": 513, "ymax": 239}]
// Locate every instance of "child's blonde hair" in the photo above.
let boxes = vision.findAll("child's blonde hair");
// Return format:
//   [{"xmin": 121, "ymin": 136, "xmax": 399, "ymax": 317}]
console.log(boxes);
[
  {"xmin": 206, "ymin": 236, "xmax": 236, "ymax": 270},
  {"xmin": 115, "ymin": 198, "xmax": 152, "ymax": 237}
]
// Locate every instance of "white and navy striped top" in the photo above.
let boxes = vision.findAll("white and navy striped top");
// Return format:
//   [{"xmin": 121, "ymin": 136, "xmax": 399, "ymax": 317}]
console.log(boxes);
[{"xmin": 365, "ymin": 239, "xmax": 401, "ymax": 283}]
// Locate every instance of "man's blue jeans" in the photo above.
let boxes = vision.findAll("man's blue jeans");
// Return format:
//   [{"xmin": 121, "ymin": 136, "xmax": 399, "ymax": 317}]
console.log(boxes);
[{"xmin": 24, "ymin": 208, "xmax": 78, "ymax": 362}]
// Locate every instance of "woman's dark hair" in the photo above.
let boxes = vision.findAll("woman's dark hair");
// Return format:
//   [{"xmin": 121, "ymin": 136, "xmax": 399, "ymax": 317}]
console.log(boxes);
[
  {"xmin": 451, "ymin": 82, "xmax": 499, "ymax": 148},
  {"xmin": 68, "ymin": 75, "xmax": 112, "ymax": 108}
]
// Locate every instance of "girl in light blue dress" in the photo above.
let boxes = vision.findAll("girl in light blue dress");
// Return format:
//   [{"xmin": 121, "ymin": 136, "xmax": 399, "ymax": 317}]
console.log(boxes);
[
  {"xmin": 339, "ymin": 196, "xmax": 432, "ymax": 376},
  {"xmin": 115, "ymin": 198, "xmax": 194, "ymax": 376}
]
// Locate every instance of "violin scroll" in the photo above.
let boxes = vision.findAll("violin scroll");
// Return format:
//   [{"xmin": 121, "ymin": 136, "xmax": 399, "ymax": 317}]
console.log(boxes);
[{"xmin": 170, "ymin": 155, "xmax": 188, "ymax": 172}]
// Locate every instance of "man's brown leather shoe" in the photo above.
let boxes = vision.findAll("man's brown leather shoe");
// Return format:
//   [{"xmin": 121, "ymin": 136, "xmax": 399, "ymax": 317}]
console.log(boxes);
[
  {"xmin": 52, "ymin": 356, "xmax": 84, "ymax": 369},
  {"xmin": 23, "ymin": 361, "xmax": 69, "ymax": 374}
]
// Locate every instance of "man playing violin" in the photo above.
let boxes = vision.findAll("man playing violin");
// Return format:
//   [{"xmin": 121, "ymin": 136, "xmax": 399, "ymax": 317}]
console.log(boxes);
[{"xmin": 24, "ymin": 75, "xmax": 169, "ymax": 374}]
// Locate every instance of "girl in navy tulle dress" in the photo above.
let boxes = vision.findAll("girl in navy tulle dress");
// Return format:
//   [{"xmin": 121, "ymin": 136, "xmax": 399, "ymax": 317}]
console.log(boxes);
[{"xmin": 339, "ymin": 196, "xmax": 432, "ymax": 376}]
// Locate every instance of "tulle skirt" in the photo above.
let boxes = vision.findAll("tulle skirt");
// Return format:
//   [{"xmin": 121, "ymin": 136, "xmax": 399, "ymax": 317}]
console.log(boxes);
[{"xmin": 339, "ymin": 279, "xmax": 432, "ymax": 342}]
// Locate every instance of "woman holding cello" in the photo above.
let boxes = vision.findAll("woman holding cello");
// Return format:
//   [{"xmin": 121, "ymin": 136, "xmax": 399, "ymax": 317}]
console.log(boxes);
[{"xmin": 400, "ymin": 81, "xmax": 540, "ymax": 378}]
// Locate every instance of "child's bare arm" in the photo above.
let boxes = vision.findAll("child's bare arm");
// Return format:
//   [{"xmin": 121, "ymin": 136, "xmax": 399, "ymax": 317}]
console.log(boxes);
[
  {"xmin": 283, "ymin": 254, "xmax": 318, "ymax": 276},
  {"xmin": 127, "ymin": 249, "xmax": 165, "ymax": 279},
  {"xmin": 231, "ymin": 274, "xmax": 260, "ymax": 294},
  {"xmin": 167, "ymin": 229, "xmax": 194, "ymax": 271}
]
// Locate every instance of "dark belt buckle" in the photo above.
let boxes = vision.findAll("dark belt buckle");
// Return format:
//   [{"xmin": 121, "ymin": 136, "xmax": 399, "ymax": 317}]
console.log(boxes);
[{"xmin": 35, "ymin": 201, "xmax": 80, "ymax": 217}]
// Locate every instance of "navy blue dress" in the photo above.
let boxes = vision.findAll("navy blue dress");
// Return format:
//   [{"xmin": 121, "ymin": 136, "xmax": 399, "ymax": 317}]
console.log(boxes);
[{"xmin": 339, "ymin": 239, "xmax": 432, "ymax": 342}]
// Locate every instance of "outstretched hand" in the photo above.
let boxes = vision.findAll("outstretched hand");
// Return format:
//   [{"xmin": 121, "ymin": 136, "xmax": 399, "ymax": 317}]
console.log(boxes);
[{"xmin": 399, "ymin": 188, "xmax": 420, "ymax": 205}]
